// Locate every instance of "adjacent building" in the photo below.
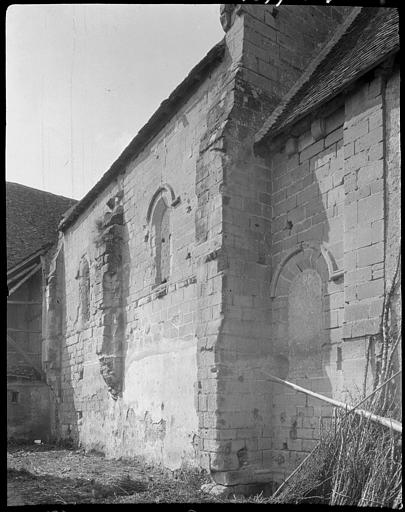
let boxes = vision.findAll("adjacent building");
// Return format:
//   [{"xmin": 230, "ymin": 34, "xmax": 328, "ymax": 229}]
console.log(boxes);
[{"xmin": 7, "ymin": 182, "xmax": 76, "ymax": 441}]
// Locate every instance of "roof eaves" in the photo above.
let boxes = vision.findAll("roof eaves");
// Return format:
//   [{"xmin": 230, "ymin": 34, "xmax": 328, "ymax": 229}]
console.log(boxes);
[
  {"xmin": 259, "ymin": 49, "xmax": 399, "ymax": 147},
  {"xmin": 254, "ymin": 7, "xmax": 362, "ymax": 149},
  {"xmin": 7, "ymin": 244, "xmax": 51, "ymax": 277},
  {"xmin": 59, "ymin": 38, "xmax": 226, "ymax": 232}
]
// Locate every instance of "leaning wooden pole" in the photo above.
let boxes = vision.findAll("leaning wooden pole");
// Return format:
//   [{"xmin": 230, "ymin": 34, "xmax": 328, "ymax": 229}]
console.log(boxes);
[
  {"xmin": 261, "ymin": 370, "xmax": 402, "ymax": 434},
  {"xmin": 271, "ymin": 370, "xmax": 402, "ymax": 499}
]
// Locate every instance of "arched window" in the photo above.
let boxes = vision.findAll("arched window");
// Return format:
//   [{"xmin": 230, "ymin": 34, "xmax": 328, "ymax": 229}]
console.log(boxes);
[
  {"xmin": 150, "ymin": 197, "xmax": 171, "ymax": 285},
  {"xmin": 79, "ymin": 258, "xmax": 90, "ymax": 323}
]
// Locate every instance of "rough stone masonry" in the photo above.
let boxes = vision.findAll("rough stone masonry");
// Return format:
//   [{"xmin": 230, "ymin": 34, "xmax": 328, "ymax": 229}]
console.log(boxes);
[{"xmin": 43, "ymin": 6, "xmax": 400, "ymax": 492}]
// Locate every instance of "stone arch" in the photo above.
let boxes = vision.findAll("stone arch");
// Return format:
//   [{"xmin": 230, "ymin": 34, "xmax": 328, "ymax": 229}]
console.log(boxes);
[
  {"xmin": 270, "ymin": 241, "xmax": 333, "ymax": 377},
  {"xmin": 147, "ymin": 187, "xmax": 175, "ymax": 286},
  {"xmin": 270, "ymin": 242, "xmax": 336, "ymax": 463},
  {"xmin": 146, "ymin": 184, "xmax": 176, "ymax": 223},
  {"xmin": 270, "ymin": 241, "xmax": 339, "ymax": 298}
]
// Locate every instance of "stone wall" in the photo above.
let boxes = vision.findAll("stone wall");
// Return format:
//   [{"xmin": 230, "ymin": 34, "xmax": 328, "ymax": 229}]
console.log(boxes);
[
  {"xmin": 197, "ymin": 5, "xmax": 351, "ymax": 489},
  {"xmin": 253, "ymin": 63, "xmax": 400, "ymax": 486},
  {"xmin": 238, "ymin": 5, "xmax": 351, "ymax": 100},
  {"xmin": 43, "ymin": 5, "xmax": 400, "ymax": 491},
  {"xmin": 384, "ymin": 62, "xmax": 401, "ymax": 398},
  {"xmin": 263, "ymin": 103, "xmax": 346, "ymax": 485},
  {"xmin": 47, "ymin": 4, "xmax": 350, "ymax": 475},
  {"xmin": 341, "ymin": 71, "xmax": 387, "ymax": 389},
  {"xmin": 45, "ymin": 52, "xmax": 236, "ymax": 469}
]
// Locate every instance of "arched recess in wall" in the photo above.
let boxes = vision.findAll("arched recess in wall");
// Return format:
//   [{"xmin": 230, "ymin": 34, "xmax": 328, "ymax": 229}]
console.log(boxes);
[
  {"xmin": 78, "ymin": 257, "xmax": 90, "ymax": 324},
  {"xmin": 269, "ymin": 241, "xmax": 342, "ymax": 298},
  {"xmin": 146, "ymin": 185, "xmax": 176, "ymax": 286},
  {"xmin": 269, "ymin": 241, "xmax": 340, "ymax": 380},
  {"xmin": 146, "ymin": 184, "xmax": 176, "ymax": 223}
]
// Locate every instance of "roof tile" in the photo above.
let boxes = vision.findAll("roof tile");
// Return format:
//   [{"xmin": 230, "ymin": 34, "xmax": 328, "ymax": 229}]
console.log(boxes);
[
  {"xmin": 255, "ymin": 8, "xmax": 399, "ymax": 145},
  {"xmin": 6, "ymin": 182, "xmax": 76, "ymax": 270}
]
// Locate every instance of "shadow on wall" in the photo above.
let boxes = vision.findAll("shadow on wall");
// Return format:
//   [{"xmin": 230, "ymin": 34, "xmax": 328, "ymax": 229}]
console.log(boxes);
[{"xmin": 265, "ymin": 108, "xmax": 354, "ymax": 479}]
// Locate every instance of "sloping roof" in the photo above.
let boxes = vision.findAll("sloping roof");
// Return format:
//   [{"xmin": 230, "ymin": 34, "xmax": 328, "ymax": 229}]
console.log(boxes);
[
  {"xmin": 255, "ymin": 7, "xmax": 399, "ymax": 147},
  {"xmin": 59, "ymin": 39, "xmax": 225, "ymax": 232},
  {"xmin": 6, "ymin": 182, "xmax": 77, "ymax": 271}
]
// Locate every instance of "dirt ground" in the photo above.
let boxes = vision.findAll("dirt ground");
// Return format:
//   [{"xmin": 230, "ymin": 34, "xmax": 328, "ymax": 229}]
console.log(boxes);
[{"xmin": 7, "ymin": 442, "xmax": 221, "ymax": 505}]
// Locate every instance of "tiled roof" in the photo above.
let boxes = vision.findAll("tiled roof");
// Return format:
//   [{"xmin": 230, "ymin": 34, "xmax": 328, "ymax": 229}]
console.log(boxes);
[
  {"xmin": 6, "ymin": 182, "xmax": 76, "ymax": 271},
  {"xmin": 255, "ymin": 7, "xmax": 399, "ymax": 146}
]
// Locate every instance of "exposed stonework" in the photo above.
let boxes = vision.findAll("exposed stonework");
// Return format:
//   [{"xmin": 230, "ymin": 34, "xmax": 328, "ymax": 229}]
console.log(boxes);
[
  {"xmin": 193, "ymin": 5, "xmax": 352, "ymax": 487},
  {"xmin": 94, "ymin": 192, "xmax": 125, "ymax": 399},
  {"xmin": 43, "ymin": 239, "xmax": 66, "ymax": 439},
  {"xmin": 42, "ymin": 6, "xmax": 400, "ymax": 494},
  {"xmin": 253, "ymin": 57, "xmax": 400, "ymax": 484}
]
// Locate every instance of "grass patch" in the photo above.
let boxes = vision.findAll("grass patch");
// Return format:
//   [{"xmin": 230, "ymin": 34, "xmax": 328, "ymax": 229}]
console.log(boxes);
[{"xmin": 7, "ymin": 446, "xmax": 216, "ymax": 504}]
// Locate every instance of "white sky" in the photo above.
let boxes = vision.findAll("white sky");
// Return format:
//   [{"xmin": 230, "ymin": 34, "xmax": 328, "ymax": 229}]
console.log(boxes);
[{"xmin": 6, "ymin": 4, "xmax": 224, "ymax": 200}]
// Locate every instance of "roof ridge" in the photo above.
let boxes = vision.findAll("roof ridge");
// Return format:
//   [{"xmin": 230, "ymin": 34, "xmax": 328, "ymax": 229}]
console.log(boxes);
[{"xmin": 254, "ymin": 7, "xmax": 363, "ymax": 145}]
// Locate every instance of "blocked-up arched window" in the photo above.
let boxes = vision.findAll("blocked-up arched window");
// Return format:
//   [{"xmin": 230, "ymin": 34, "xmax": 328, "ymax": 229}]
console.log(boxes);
[
  {"xmin": 79, "ymin": 258, "xmax": 90, "ymax": 322},
  {"xmin": 151, "ymin": 197, "xmax": 171, "ymax": 285},
  {"xmin": 288, "ymin": 269, "xmax": 324, "ymax": 377}
]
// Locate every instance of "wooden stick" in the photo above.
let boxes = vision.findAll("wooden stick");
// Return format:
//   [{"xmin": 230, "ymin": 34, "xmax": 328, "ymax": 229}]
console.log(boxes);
[
  {"xmin": 346, "ymin": 370, "xmax": 402, "ymax": 414},
  {"xmin": 7, "ymin": 247, "xmax": 48, "ymax": 277},
  {"xmin": 262, "ymin": 370, "xmax": 402, "ymax": 434},
  {"xmin": 7, "ymin": 328, "xmax": 42, "ymax": 334},
  {"xmin": 7, "ymin": 262, "xmax": 38, "ymax": 286},
  {"xmin": 7, "ymin": 373, "xmax": 34, "ymax": 380},
  {"xmin": 7, "ymin": 300, "xmax": 42, "ymax": 305},
  {"xmin": 8, "ymin": 263, "xmax": 42, "ymax": 296},
  {"xmin": 271, "ymin": 370, "xmax": 402, "ymax": 498},
  {"xmin": 386, "ymin": 332, "xmax": 402, "ymax": 376},
  {"xmin": 272, "ymin": 444, "xmax": 320, "ymax": 499}
]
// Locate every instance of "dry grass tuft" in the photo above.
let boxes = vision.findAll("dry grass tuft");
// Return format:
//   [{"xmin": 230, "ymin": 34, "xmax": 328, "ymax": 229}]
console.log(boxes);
[
  {"xmin": 264, "ymin": 259, "xmax": 402, "ymax": 507},
  {"xmin": 268, "ymin": 396, "xmax": 401, "ymax": 507}
]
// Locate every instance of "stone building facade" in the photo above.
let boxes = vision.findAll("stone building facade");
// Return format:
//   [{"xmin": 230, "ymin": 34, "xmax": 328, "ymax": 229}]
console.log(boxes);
[{"xmin": 43, "ymin": 6, "xmax": 400, "ymax": 491}]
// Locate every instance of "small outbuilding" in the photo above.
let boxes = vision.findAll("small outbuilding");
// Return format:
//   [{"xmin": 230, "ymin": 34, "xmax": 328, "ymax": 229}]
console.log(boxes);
[{"xmin": 7, "ymin": 181, "xmax": 76, "ymax": 442}]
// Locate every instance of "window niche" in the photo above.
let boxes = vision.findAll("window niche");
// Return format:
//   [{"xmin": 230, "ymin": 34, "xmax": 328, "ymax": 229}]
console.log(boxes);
[
  {"xmin": 93, "ymin": 190, "xmax": 125, "ymax": 400},
  {"xmin": 78, "ymin": 257, "xmax": 90, "ymax": 324},
  {"xmin": 147, "ymin": 187, "xmax": 175, "ymax": 287}
]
